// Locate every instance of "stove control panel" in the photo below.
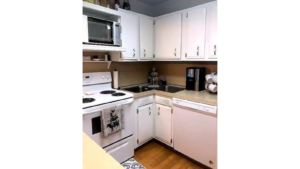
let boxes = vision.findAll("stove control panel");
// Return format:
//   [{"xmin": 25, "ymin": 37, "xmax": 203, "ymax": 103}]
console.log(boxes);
[{"xmin": 83, "ymin": 72, "xmax": 112, "ymax": 85}]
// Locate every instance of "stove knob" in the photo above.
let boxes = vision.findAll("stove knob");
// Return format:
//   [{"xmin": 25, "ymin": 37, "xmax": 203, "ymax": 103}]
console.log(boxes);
[{"xmin": 101, "ymin": 75, "xmax": 105, "ymax": 79}]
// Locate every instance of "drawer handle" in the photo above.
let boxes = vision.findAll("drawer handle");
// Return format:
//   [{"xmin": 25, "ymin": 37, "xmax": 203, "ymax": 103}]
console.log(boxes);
[{"xmin": 209, "ymin": 160, "xmax": 213, "ymax": 165}]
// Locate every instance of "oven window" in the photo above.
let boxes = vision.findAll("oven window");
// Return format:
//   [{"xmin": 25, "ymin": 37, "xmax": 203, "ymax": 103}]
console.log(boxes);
[{"xmin": 92, "ymin": 116, "xmax": 101, "ymax": 135}]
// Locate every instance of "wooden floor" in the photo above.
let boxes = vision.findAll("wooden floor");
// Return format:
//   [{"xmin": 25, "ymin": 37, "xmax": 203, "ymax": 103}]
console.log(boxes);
[{"xmin": 134, "ymin": 141, "xmax": 205, "ymax": 169}]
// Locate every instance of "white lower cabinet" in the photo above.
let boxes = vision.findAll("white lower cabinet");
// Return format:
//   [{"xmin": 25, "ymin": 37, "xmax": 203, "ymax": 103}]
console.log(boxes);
[
  {"xmin": 154, "ymin": 103, "xmax": 173, "ymax": 147},
  {"xmin": 137, "ymin": 103, "xmax": 154, "ymax": 145}
]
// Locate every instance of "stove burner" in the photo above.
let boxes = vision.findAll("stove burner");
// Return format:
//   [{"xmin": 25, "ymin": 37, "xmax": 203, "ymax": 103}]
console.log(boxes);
[
  {"xmin": 83, "ymin": 98, "xmax": 95, "ymax": 103},
  {"xmin": 100, "ymin": 90, "xmax": 116, "ymax": 94},
  {"xmin": 112, "ymin": 93, "xmax": 126, "ymax": 96}
]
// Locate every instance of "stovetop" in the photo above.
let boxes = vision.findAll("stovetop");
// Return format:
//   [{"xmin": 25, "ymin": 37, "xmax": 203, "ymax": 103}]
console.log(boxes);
[{"xmin": 82, "ymin": 89, "xmax": 133, "ymax": 109}]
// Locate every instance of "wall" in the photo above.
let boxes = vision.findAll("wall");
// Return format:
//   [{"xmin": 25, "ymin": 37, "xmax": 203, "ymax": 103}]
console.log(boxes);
[
  {"xmin": 83, "ymin": 52, "xmax": 153, "ymax": 87},
  {"xmin": 117, "ymin": 0, "xmax": 155, "ymax": 16},
  {"xmin": 152, "ymin": 61, "xmax": 217, "ymax": 86},
  {"xmin": 83, "ymin": 53, "xmax": 217, "ymax": 87},
  {"xmin": 154, "ymin": 0, "xmax": 216, "ymax": 16}
]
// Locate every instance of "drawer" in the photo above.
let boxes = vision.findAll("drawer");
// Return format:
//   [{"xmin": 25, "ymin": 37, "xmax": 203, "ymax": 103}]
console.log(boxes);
[
  {"xmin": 103, "ymin": 135, "xmax": 134, "ymax": 163},
  {"xmin": 155, "ymin": 95, "xmax": 172, "ymax": 106},
  {"xmin": 138, "ymin": 95, "xmax": 154, "ymax": 107}
]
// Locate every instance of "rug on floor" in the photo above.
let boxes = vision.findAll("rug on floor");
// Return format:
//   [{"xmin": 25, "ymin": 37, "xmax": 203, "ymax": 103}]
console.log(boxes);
[{"xmin": 121, "ymin": 158, "xmax": 146, "ymax": 169}]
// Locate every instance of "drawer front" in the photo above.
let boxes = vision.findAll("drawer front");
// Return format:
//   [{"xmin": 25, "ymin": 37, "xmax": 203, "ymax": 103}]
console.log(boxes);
[
  {"xmin": 138, "ymin": 95, "xmax": 154, "ymax": 107},
  {"xmin": 103, "ymin": 135, "xmax": 134, "ymax": 163},
  {"xmin": 155, "ymin": 95, "xmax": 172, "ymax": 106}
]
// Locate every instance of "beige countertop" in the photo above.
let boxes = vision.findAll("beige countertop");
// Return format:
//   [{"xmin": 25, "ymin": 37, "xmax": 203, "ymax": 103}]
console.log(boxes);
[
  {"xmin": 83, "ymin": 132, "xmax": 123, "ymax": 169},
  {"xmin": 121, "ymin": 86, "xmax": 217, "ymax": 106}
]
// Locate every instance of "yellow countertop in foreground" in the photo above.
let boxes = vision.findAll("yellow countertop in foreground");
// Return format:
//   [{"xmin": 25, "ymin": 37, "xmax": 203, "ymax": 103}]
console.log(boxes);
[{"xmin": 83, "ymin": 132, "xmax": 124, "ymax": 169}]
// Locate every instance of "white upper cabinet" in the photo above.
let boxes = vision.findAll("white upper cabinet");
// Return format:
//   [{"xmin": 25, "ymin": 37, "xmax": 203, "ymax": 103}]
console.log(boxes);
[
  {"xmin": 139, "ymin": 16, "xmax": 154, "ymax": 60},
  {"xmin": 205, "ymin": 2, "xmax": 217, "ymax": 59},
  {"xmin": 82, "ymin": 15, "xmax": 89, "ymax": 43},
  {"xmin": 183, "ymin": 6, "xmax": 207, "ymax": 59},
  {"xmin": 119, "ymin": 10, "xmax": 139, "ymax": 59},
  {"xmin": 154, "ymin": 13, "xmax": 182, "ymax": 60}
]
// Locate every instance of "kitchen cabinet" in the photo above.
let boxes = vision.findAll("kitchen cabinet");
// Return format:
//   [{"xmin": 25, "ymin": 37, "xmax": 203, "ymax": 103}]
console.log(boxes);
[
  {"xmin": 119, "ymin": 10, "xmax": 139, "ymax": 60},
  {"xmin": 154, "ymin": 13, "xmax": 182, "ymax": 60},
  {"xmin": 139, "ymin": 16, "xmax": 154, "ymax": 60},
  {"xmin": 154, "ymin": 103, "xmax": 173, "ymax": 146},
  {"xmin": 82, "ymin": 15, "xmax": 89, "ymax": 43},
  {"xmin": 182, "ymin": 6, "xmax": 207, "ymax": 59},
  {"xmin": 173, "ymin": 105, "xmax": 217, "ymax": 169},
  {"xmin": 137, "ymin": 103, "xmax": 154, "ymax": 145},
  {"xmin": 205, "ymin": 2, "xmax": 217, "ymax": 60}
]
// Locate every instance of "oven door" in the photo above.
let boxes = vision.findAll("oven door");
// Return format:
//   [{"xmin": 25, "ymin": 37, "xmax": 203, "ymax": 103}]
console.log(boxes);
[
  {"xmin": 87, "ymin": 16, "xmax": 114, "ymax": 44},
  {"xmin": 82, "ymin": 98, "xmax": 134, "ymax": 148}
]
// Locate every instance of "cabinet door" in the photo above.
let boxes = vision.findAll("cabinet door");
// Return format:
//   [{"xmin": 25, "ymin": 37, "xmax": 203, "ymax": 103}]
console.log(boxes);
[
  {"xmin": 185, "ymin": 7, "xmax": 206, "ymax": 59},
  {"xmin": 155, "ymin": 104, "xmax": 172, "ymax": 145},
  {"xmin": 154, "ymin": 14, "xmax": 181, "ymax": 59},
  {"xmin": 120, "ymin": 11, "xmax": 139, "ymax": 59},
  {"xmin": 82, "ymin": 15, "xmax": 89, "ymax": 43},
  {"xmin": 137, "ymin": 104, "xmax": 153, "ymax": 144},
  {"xmin": 173, "ymin": 106, "xmax": 217, "ymax": 169},
  {"xmin": 140, "ymin": 17, "xmax": 154, "ymax": 60},
  {"xmin": 206, "ymin": 2, "xmax": 217, "ymax": 59}
]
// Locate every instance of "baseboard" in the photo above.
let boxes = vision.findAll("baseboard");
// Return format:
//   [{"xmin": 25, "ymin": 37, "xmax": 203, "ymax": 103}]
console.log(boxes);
[{"xmin": 135, "ymin": 138, "xmax": 212, "ymax": 169}]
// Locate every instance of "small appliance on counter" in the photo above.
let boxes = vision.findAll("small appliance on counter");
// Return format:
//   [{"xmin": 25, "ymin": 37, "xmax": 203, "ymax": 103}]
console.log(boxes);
[
  {"xmin": 148, "ymin": 68, "xmax": 159, "ymax": 88},
  {"xmin": 186, "ymin": 67, "xmax": 206, "ymax": 91}
]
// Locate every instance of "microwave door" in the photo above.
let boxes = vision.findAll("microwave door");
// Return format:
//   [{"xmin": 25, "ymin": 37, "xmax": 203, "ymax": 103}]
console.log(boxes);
[{"xmin": 88, "ymin": 17, "xmax": 113, "ymax": 44}]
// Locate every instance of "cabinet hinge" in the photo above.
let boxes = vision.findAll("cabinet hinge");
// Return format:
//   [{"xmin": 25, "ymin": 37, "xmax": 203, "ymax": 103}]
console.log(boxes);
[
  {"xmin": 137, "ymin": 139, "xmax": 139, "ymax": 144},
  {"xmin": 186, "ymin": 13, "xmax": 188, "ymax": 18},
  {"xmin": 185, "ymin": 53, "xmax": 187, "ymax": 57},
  {"xmin": 153, "ymin": 20, "xmax": 155, "ymax": 25},
  {"xmin": 170, "ymin": 139, "xmax": 173, "ymax": 144},
  {"xmin": 137, "ymin": 109, "xmax": 139, "ymax": 114}
]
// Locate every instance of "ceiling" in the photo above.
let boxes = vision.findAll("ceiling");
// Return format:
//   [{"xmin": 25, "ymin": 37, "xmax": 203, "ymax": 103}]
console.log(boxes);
[{"xmin": 138, "ymin": 0, "xmax": 170, "ymax": 6}]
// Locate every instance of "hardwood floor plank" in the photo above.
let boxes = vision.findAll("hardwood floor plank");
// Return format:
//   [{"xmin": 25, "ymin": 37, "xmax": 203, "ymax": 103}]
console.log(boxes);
[{"xmin": 134, "ymin": 141, "xmax": 207, "ymax": 169}]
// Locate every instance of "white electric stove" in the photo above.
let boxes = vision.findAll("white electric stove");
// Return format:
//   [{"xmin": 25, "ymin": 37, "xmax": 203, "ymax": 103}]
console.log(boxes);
[{"xmin": 82, "ymin": 72, "xmax": 134, "ymax": 163}]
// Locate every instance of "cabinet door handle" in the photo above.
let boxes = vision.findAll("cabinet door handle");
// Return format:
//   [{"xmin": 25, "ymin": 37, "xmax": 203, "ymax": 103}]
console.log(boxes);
[
  {"xmin": 149, "ymin": 111, "xmax": 151, "ymax": 115},
  {"xmin": 149, "ymin": 107, "xmax": 151, "ymax": 110},
  {"xmin": 214, "ymin": 45, "xmax": 217, "ymax": 55},
  {"xmin": 144, "ymin": 49, "xmax": 146, "ymax": 57},
  {"xmin": 158, "ymin": 107, "xmax": 160, "ymax": 115},
  {"xmin": 133, "ymin": 49, "xmax": 135, "ymax": 57},
  {"xmin": 197, "ymin": 46, "xmax": 199, "ymax": 56},
  {"xmin": 174, "ymin": 48, "xmax": 176, "ymax": 56}
]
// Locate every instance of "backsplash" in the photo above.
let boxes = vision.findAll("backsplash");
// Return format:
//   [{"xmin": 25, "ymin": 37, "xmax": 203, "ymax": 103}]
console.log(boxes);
[
  {"xmin": 83, "ymin": 57, "xmax": 217, "ymax": 87},
  {"xmin": 151, "ymin": 61, "xmax": 217, "ymax": 86},
  {"xmin": 83, "ymin": 62, "xmax": 152, "ymax": 87}
]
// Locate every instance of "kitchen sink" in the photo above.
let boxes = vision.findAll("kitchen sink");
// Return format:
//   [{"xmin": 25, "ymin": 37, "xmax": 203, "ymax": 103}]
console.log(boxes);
[{"xmin": 123, "ymin": 85, "xmax": 184, "ymax": 93}]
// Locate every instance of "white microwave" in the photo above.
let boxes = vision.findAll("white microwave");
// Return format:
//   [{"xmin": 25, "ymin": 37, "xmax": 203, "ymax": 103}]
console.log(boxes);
[{"xmin": 82, "ymin": 15, "xmax": 121, "ymax": 46}]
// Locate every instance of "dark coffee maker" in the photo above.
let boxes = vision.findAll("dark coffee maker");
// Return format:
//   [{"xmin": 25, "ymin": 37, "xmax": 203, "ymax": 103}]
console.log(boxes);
[{"xmin": 186, "ymin": 67, "xmax": 206, "ymax": 91}]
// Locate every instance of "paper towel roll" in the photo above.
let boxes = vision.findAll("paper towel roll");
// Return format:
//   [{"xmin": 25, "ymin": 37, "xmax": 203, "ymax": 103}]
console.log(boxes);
[{"xmin": 113, "ymin": 70, "xmax": 118, "ymax": 89}]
